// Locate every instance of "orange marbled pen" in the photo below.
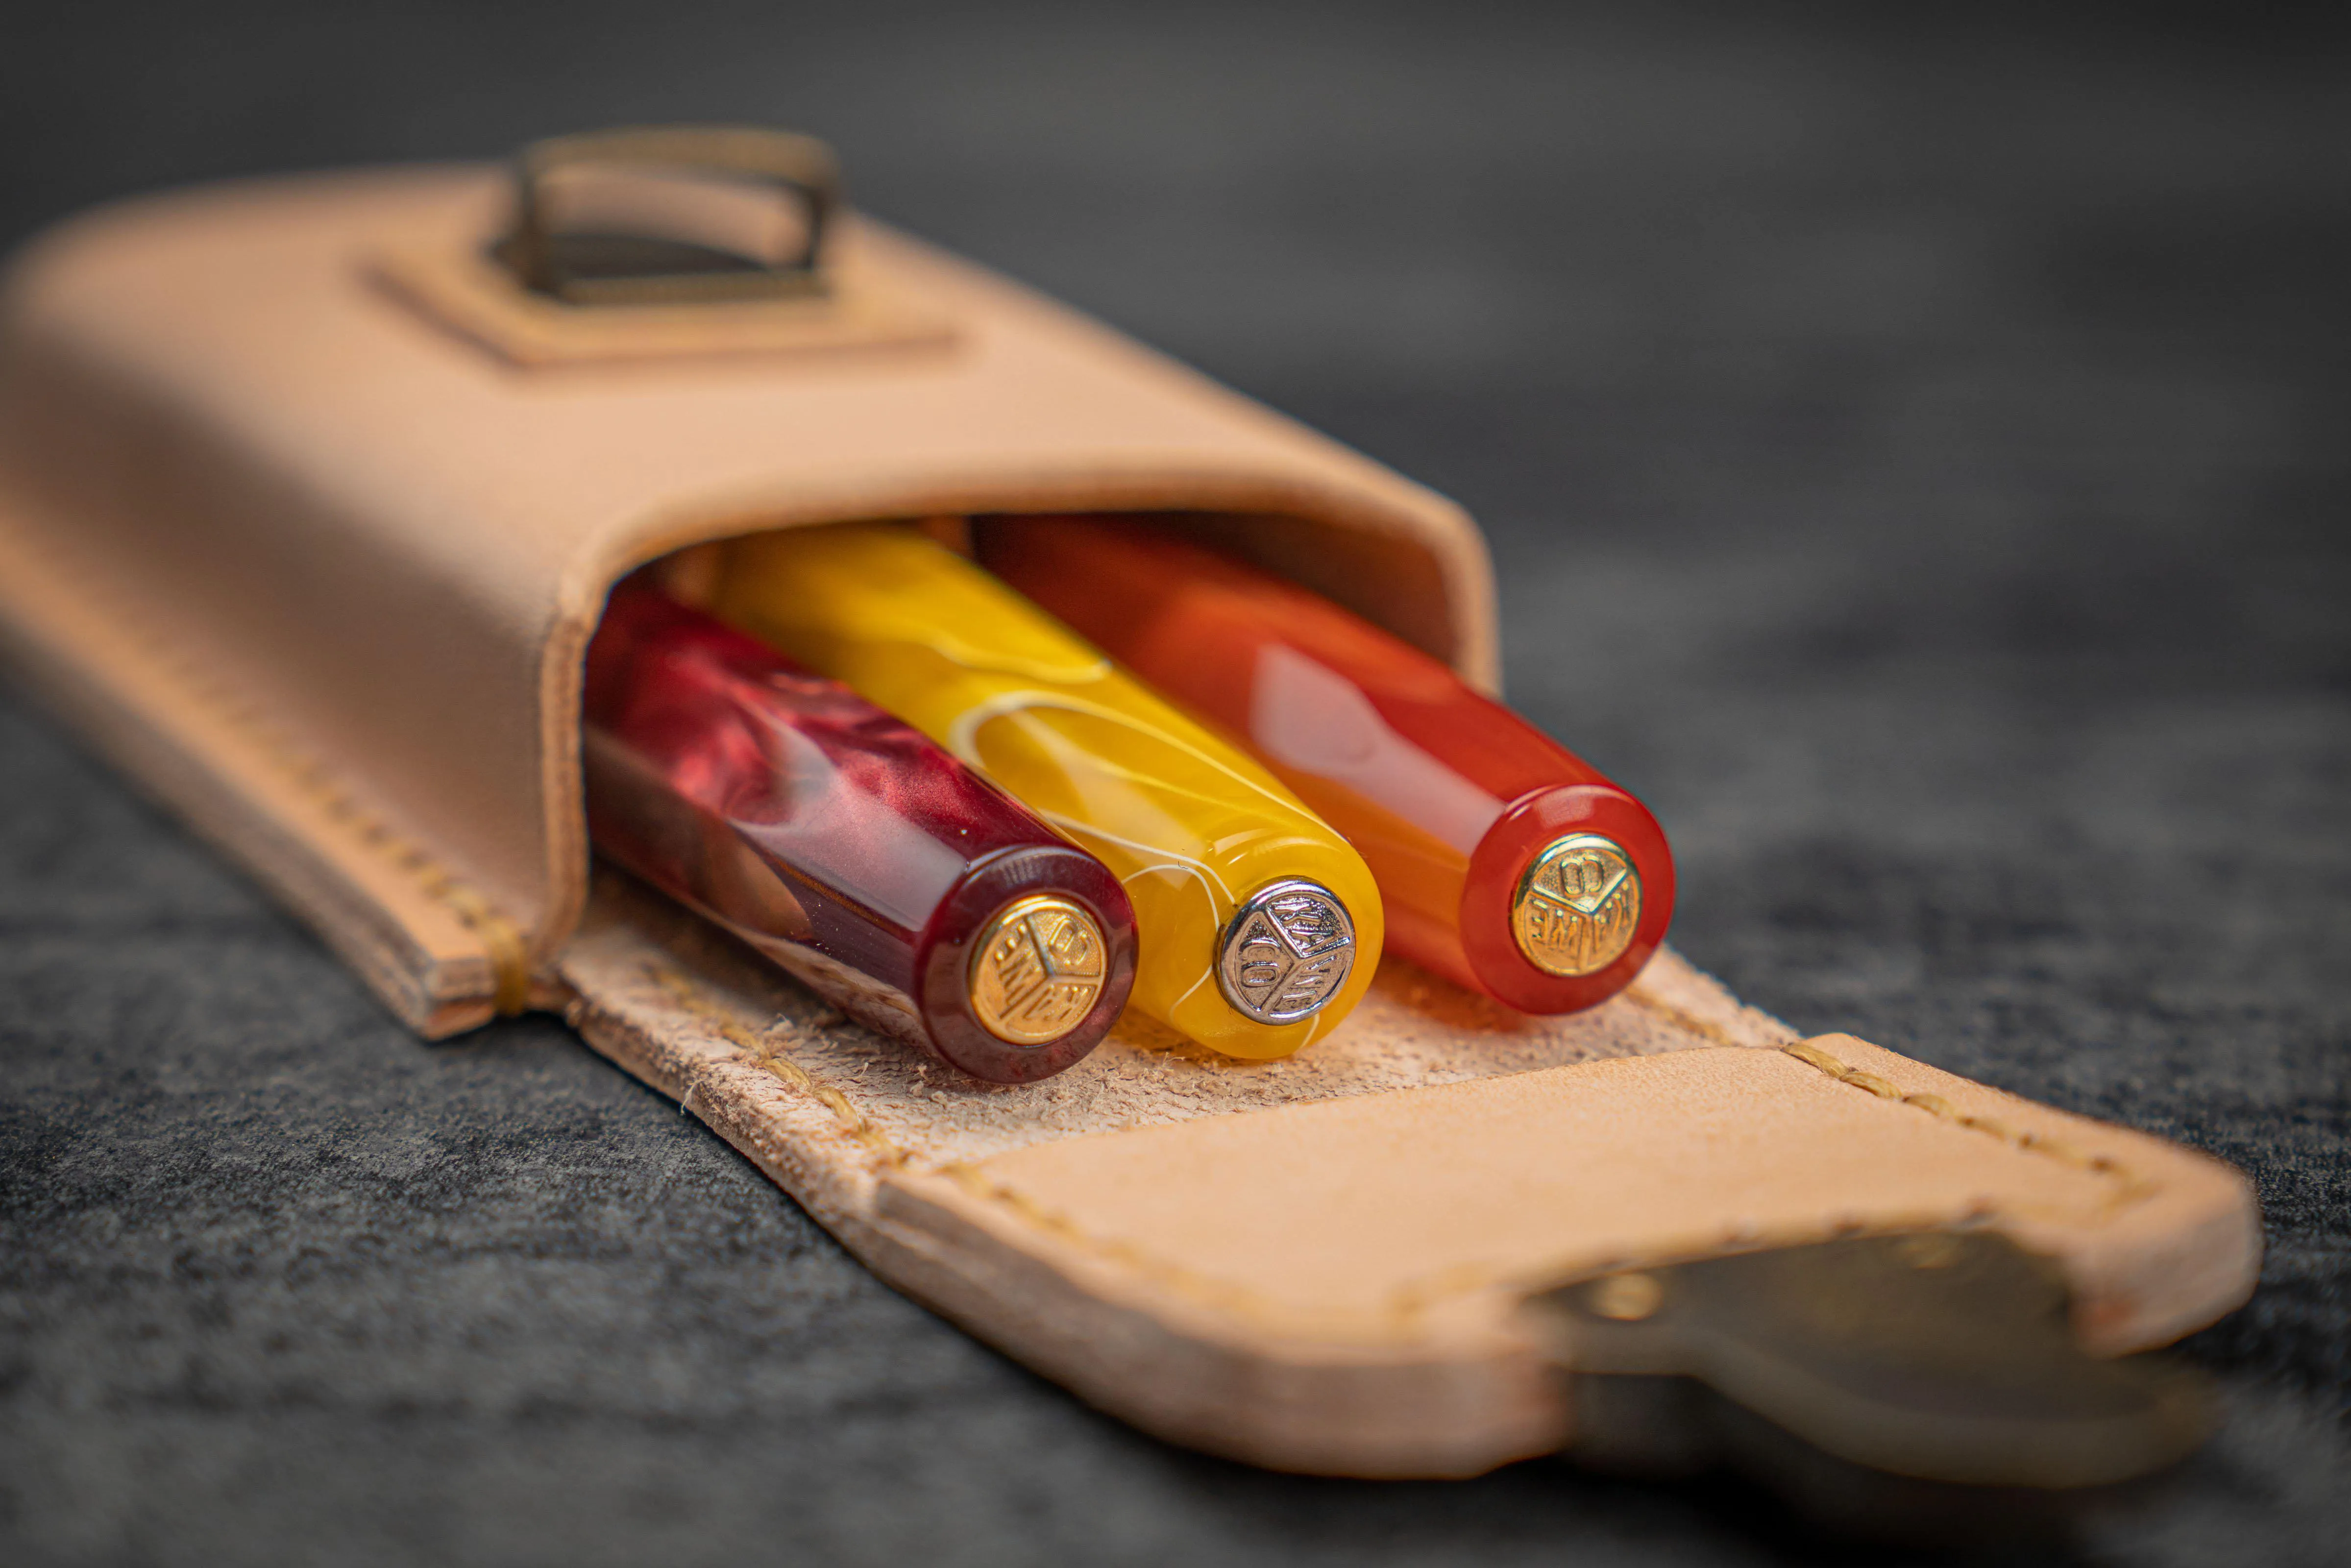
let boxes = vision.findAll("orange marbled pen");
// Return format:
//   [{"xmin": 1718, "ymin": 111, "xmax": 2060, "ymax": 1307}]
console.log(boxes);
[{"xmin": 981, "ymin": 516, "xmax": 1673, "ymax": 1015}]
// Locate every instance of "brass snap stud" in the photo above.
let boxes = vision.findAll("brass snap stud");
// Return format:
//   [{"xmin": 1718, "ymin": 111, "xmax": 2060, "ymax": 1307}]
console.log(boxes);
[{"xmin": 1587, "ymin": 1272, "xmax": 1665, "ymax": 1322}]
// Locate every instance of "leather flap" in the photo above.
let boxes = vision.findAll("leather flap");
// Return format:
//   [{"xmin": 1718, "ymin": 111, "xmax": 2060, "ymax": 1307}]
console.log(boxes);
[{"xmin": 556, "ymin": 874, "xmax": 2259, "ymax": 1477}]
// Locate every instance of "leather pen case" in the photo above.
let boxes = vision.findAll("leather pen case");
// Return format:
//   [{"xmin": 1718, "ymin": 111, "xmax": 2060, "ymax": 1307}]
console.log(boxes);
[{"xmin": 0, "ymin": 137, "xmax": 2259, "ymax": 1480}]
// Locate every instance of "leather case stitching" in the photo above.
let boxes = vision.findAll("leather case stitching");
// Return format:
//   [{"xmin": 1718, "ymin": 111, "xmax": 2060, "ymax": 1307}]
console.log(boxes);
[
  {"xmin": 0, "ymin": 516, "xmax": 534, "ymax": 1013},
  {"xmin": 1624, "ymin": 986, "xmax": 2154, "ymax": 1207},
  {"xmin": 637, "ymin": 958, "xmax": 2165, "ymax": 1336}
]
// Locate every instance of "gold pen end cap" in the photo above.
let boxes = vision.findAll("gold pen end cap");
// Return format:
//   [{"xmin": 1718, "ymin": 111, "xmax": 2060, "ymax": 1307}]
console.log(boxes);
[
  {"xmin": 1217, "ymin": 880, "xmax": 1357, "ymax": 1025},
  {"xmin": 969, "ymin": 895, "xmax": 1109, "ymax": 1046},
  {"xmin": 1512, "ymin": 833, "xmax": 1642, "ymax": 977}
]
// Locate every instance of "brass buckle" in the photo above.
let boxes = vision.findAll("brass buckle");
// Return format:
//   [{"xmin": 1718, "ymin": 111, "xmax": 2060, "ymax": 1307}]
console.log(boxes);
[{"xmin": 495, "ymin": 125, "xmax": 841, "ymax": 306}]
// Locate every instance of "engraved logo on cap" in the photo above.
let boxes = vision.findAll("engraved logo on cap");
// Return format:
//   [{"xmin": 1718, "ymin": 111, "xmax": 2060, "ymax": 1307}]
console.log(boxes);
[
  {"xmin": 968, "ymin": 895, "xmax": 1108, "ymax": 1046},
  {"xmin": 1217, "ymin": 879, "xmax": 1356, "ymax": 1025},
  {"xmin": 1512, "ymin": 833, "xmax": 1641, "ymax": 977}
]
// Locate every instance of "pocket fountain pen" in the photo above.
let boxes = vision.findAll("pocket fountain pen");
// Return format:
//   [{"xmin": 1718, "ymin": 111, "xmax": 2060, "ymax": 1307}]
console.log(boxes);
[
  {"xmin": 982, "ymin": 515, "xmax": 1672, "ymax": 1015},
  {"xmin": 703, "ymin": 524, "xmax": 1384, "ymax": 1060},
  {"xmin": 583, "ymin": 580, "xmax": 1137, "ymax": 1082}
]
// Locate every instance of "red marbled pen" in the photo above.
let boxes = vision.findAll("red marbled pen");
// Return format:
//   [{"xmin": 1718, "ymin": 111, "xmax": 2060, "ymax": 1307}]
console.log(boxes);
[
  {"xmin": 583, "ymin": 582, "xmax": 1137, "ymax": 1081},
  {"xmin": 981, "ymin": 517, "xmax": 1673, "ymax": 1016}
]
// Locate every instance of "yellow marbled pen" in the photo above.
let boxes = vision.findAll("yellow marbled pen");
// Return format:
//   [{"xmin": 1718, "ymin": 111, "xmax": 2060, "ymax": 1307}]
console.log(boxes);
[{"xmin": 705, "ymin": 523, "xmax": 1383, "ymax": 1058}]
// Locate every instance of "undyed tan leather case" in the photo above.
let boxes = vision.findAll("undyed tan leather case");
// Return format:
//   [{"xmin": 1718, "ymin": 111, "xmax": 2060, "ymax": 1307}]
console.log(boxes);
[{"xmin": 0, "ymin": 167, "xmax": 2258, "ymax": 1477}]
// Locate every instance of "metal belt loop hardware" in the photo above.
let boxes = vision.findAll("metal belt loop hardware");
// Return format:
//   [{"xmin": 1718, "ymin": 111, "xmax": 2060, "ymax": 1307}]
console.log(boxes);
[{"xmin": 496, "ymin": 124, "xmax": 842, "ymax": 306}]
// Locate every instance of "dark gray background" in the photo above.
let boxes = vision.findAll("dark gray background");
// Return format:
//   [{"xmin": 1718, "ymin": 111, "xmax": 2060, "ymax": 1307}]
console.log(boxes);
[{"xmin": 1, "ymin": 3, "xmax": 2345, "ymax": 1564}]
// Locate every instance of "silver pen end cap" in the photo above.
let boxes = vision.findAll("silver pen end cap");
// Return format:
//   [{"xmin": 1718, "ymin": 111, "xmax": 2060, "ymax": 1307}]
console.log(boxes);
[{"xmin": 1216, "ymin": 879, "xmax": 1356, "ymax": 1025}]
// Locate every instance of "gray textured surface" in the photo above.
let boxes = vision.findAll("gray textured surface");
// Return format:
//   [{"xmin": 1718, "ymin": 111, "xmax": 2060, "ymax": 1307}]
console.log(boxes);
[{"xmin": 2, "ymin": 3, "xmax": 2346, "ymax": 1563}]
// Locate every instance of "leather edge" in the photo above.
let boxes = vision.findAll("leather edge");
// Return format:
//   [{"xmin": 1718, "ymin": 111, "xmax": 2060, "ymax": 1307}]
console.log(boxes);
[{"xmin": 0, "ymin": 479, "xmax": 524, "ymax": 1036}]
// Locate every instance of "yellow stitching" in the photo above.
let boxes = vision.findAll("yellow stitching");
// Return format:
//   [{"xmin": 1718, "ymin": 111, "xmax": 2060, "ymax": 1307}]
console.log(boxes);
[
  {"xmin": 1777, "ymin": 1037, "xmax": 2155, "ymax": 1206},
  {"xmin": 181, "ymin": 672, "xmax": 534, "ymax": 1016},
  {"xmin": 639, "ymin": 961, "xmax": 2159, "ymax": 1336},
  {"xmin": 932, "ymin": 1160, "xmax": 1293, "ymax": 1320},
  {"xmin": 0, "ymin": 522, "xmax": 534, "ymax": 1014},
  {"xmin": 1621, "ymin": 982, "xmax": 1797, "ymax": 1049},
  {"xmin": 643, "ymin": 966, "xmax": 905, "ymax": 1169},
  {"xmin": 635, "ymin": 961, "xmax": 1380, "ymax": 1329},
  {"xmin": 432, "ymin": 883, "xmax": 533, "ymax": 1016},
  {"xmin": 1624, "ymin": 986, "xmax": 2153, "ymax": 1205}
]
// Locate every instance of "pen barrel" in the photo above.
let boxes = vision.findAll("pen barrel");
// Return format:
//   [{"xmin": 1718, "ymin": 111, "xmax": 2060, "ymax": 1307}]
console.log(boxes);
[
  {"xmin": 982, "ymin": 517, "xmax": 1674, "ymax": 1015},
  {"xmin": 583, "ymin": 584, "xmax": 1135, "ymax": 1082},
  {"xmin": 704, "ymin": 526, "xmax": 1385, "ymax": 1059}
]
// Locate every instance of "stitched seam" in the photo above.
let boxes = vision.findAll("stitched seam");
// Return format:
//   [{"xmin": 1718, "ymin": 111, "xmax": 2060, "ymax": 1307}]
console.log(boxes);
[
  {"xmin": 1622, "ymin": 985, "xmax": 2156, "ymax": 1210},
  {"xmin": 1621, "ymin": 983, "xmax": 1800, "ymax": 1048},
  {"xmin": 931, "ymin": 1160, "xmax": 1314, "ymax": 1325},
  {"xmin": 1789, "ymin": 1040, "xmax": 2156, "ymax": 1204},
  {"xmin": 645, "ymin": 966, "xmax": 906, "ymax": 1169},
  {"xmin": 644, "ymin": 964, "xmax": 2161, "ymax": 1337},
  {"xmin": 1776, "ymin": 1037, "xmax": 2157, "ymax": 1208},
  {"xmin": 637, "ymin": 961, "xmax": 1391, "ymax": 1333},
  {"xmin": 0, "ymin": 518, "xmax": 534, "ymax": 1013}
]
